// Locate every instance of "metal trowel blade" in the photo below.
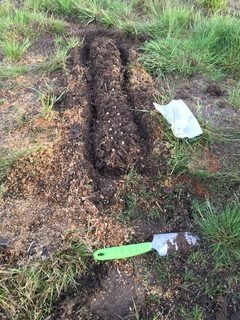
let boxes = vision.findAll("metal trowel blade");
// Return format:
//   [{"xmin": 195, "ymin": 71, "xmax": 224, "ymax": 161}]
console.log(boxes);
[{"xmin": 152, "ymin": 232, "xmax": 200, "ymax": 256}]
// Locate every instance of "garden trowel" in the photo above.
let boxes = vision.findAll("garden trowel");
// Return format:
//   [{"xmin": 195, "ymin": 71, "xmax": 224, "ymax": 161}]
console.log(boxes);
[{"xmin": 93, "ymin": 232, "xmax": 199, "ymax": 261}]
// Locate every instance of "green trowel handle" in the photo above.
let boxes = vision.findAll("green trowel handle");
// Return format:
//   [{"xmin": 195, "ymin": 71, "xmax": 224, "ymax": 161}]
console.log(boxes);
[{"xmin": 93, "ymin": 242, "xmax": 152, "ymax": 261}]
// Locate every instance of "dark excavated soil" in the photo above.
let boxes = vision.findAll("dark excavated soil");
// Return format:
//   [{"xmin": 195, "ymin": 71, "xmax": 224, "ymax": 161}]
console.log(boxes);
[
  {"xmin": 0, "ymin": 29, "xmax": 169, "ymax": 263},
  {"xmin": 90, "ymin": 37, "xmax": 142, "ymax": 176},
  {"xmin": 3, "ymin": 30, "xmax": 167, "ymax": 207}
]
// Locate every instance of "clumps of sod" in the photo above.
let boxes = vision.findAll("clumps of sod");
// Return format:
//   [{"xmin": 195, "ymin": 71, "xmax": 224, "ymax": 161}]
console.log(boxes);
[{"xmin": 0, "ymin": 241, "xmax": 90, "ymax": 320}]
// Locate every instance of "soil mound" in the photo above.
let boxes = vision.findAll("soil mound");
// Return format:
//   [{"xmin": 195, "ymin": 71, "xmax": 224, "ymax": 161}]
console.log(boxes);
[{"xmin": 1, "ymin": 30, "xmax": 166, "ymax": 262}]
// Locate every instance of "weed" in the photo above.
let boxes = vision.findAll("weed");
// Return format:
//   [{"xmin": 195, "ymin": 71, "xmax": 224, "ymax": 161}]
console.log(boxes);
[
  {"xmin": 25, "ymin": 0, "xmax": 81, "ymax": 17},
  {"xmin": 187, "ymin": 249, "xmax": 208, "ymax": 267},
  {"xmin": 198, "ymin": 0, "xmax": 228, "ymax": 12},
  {"xmin": 140, "ymin": 13, "xmax": 240, "ymax": 80},
  {"xmin": 154, "ymin": 80, "xmax": 175, "ymax": 104},
  {"xmin": 124, "ymin": 194, "xmax": 138, "ymax": 219},
  {"xmin": 0, "ymin": 241, "xmax": 90, "ymax": 320},
  {"xmin": 32, "ymin": 86, "xmax": 65, "ymax": 119},
  {"xmin": 17, "ymin": 113, "xmax": 27, "ymax": 126},
  {"xmin": 122, "ymin": 168, "xmax": 164, "ymax": 221},
  {"xmin": 0, "ymin": 38, "xmax": 31, "ymax": 61},
  {"xmin": 140, "ymin": 37, "xmax": 195, "ymax": 78},
  {"xmin": 142, "ymin": 6, "xmax": 196, "ymax": 38},
  {"xmin": 183, "ymin": 269, "xmax": 195, "ymax": 282},
  {"xmin": 191, "ymin": 15, "xmax": 240, "ymax": 77},
  {"xmin": 203, "ymin": 279, "xmax": 226, "ymax": 297},
  {"xmin": 194, "ymin": 200, "xmax": 240, "ymax": 264},
  {"xmin": 180, "ymin": 304, "xmax": 204, "ymax": 320},
  {"xmin": 47, "ymin": 16, "xmax": 66, "ymax": 34},
  {"xmin": 228, "ymin": 82, "xmax": 240, "ymax": 109},
  {"xmin": 152, "ymin": 255, "xmax": 172, "ymax": 284}
]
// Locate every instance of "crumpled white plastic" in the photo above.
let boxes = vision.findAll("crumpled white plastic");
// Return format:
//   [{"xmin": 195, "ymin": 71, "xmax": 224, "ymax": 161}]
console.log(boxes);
[{"xmin": 153, "ymin": 100, "xmax": 203, "ymax": 139}]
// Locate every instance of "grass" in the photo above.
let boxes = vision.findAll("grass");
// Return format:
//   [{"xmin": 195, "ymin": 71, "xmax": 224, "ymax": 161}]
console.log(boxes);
[
  {"xmin": 153, "ymin": 109, "xmax": 240, "ymax": 178},
  {"xmin": 0, "ymin": 240, "xmax": 90, "ymax": 320},
  {"xmin": 32, "ymin": 85, "xmax": 65, "ymax": 119},
  {"xmin": 1, "ymin": 0, "xmax": 240, "ymax": 318},
  {"xmin": 140, "ymin": 13, "xmax": 240, "ymax": 80},
  {"xmin": 0, "ymin": 36, "xmax": 78, "ymax": 81},
  {"xmin": 0, "ymin": 38, "xmax": 31, "ymax": 61},
  {"xmin": 0, "ymin": 4, "xmax": 66, "ymax": 61},
  {"xmin": 0, "ymin": 64, "xmax": 27, "ymax": 80},
  {"xmin": 0, "ymin": 6, "xmax": 66, "ymax": 40},
  {"xmin": 228, "ymin": 81, "xmax": 240, "ymax": 109},
  {"xmin": 139, "ymin": 37, "xmax": 196, "ymax": 78},
  {"xmin": 180, "ymin": 305, "xmax": 204, "ymax": 320},
  {"xmin": 26, "ymin": 0, "xmax": 140, "ymax": 30},
  {"xmin": 194, "ymin": 200, "xmax": 240, "ymax": 264},
  {"xmin": 198, "ymin": 0, "xmax": 228, "ymax": 11},
  {"xmin": 0, "ymin": 148, "xmax": 28, "ymax": 184},
  {"xmin": 35, "ymin": 37, "xmax": 79, "ymax": 73},
  {"xmin": 123, "ymin": 168, "xmax": 163, "ymax": 221},
  {"xmin": 142, "ymin": 6, "xmax": 197, "ymax": 38},
  {"xmin": 1, "ymin": 1, "xmax": 240, "ymax": 80}
]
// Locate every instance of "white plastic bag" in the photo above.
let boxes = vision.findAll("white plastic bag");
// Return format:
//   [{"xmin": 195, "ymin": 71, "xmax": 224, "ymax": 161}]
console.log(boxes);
[{"xmin": 153, "ymin": 100, "xmax": 203, "ymax": 139}]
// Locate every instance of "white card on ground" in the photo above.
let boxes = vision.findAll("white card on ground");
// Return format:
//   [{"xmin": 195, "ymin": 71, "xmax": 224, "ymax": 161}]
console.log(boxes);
[{"xmin": 153, "ymin": 100, "xmax": 203, "ymax": 138}]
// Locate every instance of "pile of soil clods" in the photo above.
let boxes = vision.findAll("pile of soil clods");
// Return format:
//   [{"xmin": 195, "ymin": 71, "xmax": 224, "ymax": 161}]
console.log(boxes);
[
  {"xmin": 1, "ymin": 32, "xmax": 167, "ymax": 262},
  {"xmin": 4, "ymin": 47, "xmax": 93, "ymax": 206},
  {"xmin": 127, "ymin": 66, "xmax": 169, "ymax": 175},
  {"xmin": 90, "ymin": 37, "xmax": 142, "ymax": 176}
]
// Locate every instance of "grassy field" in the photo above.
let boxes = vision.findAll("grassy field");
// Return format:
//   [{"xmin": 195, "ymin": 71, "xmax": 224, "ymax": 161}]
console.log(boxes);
[{"xmin": 0, "ymin": 0, "xmax": 240, "ymax": 319}]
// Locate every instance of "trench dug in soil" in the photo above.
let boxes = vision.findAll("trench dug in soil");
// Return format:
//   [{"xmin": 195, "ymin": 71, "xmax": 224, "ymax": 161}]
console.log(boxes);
[
  {"xmin": 0, "ymin": 30, "xmax": 171, "ymax": 320},
  {"xmin": 3, "ymin": 30, "xmax": 166, "ymax": 205},
  {"xmin": 1, "ymin": 29, "xmax": 238, "ymax": 320}
]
